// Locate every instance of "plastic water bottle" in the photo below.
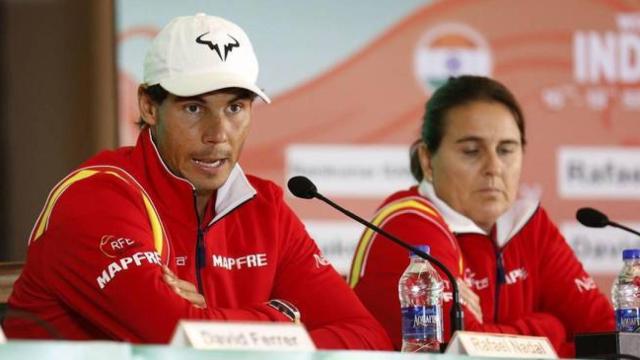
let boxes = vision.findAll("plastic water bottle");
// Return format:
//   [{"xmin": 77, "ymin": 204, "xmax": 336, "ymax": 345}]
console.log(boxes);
[
  {"xmin": 611, "ymin": 248, "xmax": 640, "ymax": 332},
  {"xmin": 398, "ymin": 245, "xmax": 444, "ymax": 352}
]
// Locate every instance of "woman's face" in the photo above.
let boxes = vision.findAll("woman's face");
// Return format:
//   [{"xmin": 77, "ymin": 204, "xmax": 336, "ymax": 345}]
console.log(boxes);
[{"xmin": 419, "ymin": 100, "xmax": 523, "ymax": 232}]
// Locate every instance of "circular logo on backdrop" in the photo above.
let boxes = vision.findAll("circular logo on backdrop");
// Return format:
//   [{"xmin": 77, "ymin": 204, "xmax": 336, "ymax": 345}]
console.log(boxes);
[{"xmin": 414, "ymin": 23, "xmax": 493, "ymax": 94}]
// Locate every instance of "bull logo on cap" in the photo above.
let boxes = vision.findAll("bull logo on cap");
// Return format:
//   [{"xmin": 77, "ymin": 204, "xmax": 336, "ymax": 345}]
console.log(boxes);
[{"xmin": 195, "ymin": 32, "xmax": 240, "ymax": 61}]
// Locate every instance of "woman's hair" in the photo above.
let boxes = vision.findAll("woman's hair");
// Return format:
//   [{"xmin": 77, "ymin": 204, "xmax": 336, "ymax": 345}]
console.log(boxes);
[
  {"xmin": 410, "ymin": 75, "xmax": 526, "ymax": 181},
  {"xmin": 409, "ymin": 139, "xmax": 423, "ymax": 182}
]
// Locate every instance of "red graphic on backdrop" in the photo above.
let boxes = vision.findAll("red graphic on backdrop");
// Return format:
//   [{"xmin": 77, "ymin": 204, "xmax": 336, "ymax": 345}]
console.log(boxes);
[{"xmin": 118, "ymin": 1, "xmax": 640, "ymax": 286}]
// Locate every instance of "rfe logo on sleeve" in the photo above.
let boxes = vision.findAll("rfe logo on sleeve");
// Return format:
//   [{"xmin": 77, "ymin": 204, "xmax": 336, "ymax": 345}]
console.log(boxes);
[
  {"xmin": 313, "ymin": 253, "xmax": 331, "ymax": 268},
  {"xmin": 99, "ymin": 235, "xmax": 141, "ymax": 258},
  {"xmin": 575, "ymin": 275, "xmax": 597, "ymax": 292}
]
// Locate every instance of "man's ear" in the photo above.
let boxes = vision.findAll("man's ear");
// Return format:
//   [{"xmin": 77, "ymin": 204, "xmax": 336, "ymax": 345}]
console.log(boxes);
[
  {"xmin": 138, "ymin": 86, "xmax": 159, "ymax": 126},
  {"xmin": 418, "ymin": 143, "xmax": 434, "ymax": 182}
]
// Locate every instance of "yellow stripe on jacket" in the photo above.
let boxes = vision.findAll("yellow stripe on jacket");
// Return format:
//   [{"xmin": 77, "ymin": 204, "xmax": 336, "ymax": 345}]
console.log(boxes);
[
  {"xmin": 30, "ymin": 166, "xmax": 165, "ymax": 256},
  {"xmin": 348, "ymin": 196, "xmax": 463, "ymax": 288}
]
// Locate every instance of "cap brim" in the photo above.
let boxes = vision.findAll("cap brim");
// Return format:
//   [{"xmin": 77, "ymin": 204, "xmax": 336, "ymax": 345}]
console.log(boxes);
[{"xmin": 159, "ymin": 73, "xmax": 271, "ymax": 103}]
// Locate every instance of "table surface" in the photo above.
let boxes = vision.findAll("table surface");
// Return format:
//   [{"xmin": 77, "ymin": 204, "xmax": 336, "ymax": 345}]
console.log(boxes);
[{"xmin": 0, "ymin": 340, "xmax": 511, "ymax": 360}]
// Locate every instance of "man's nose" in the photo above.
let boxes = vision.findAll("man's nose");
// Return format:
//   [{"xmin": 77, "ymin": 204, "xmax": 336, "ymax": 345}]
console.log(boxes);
[{"xmin": 202, "ymin": 116, "xmax": 228, "ymax": 144}]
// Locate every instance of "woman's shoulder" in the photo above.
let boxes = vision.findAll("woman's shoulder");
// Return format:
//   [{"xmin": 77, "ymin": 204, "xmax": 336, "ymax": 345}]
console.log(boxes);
[
  {"xmin": 380, "ymin": 185, "xmax": 433, "ymax": 207},
  {"xmin": 375, "ymin": 186, "xmax": 448, "ymax": 232}
]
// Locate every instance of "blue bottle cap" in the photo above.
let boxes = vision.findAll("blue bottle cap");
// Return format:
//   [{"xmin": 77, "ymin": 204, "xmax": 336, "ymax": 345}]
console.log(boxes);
[
  {"xmin": 622, "ymin": 249, "xmax": 640, "ymax": 260},
  {"xmin": 410, "ymin": 245, "xmax": 430, "ymax": 257}
]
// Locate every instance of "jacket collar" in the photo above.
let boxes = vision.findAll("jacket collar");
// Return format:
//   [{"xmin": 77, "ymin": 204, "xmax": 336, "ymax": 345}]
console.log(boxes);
[
  {"xmin": 418, "ymin": 181, "xmax": 487, "ymax": 235},
  {"xmin": 418, "ymin": 180, "xmax": 538, "ymax": 247},
  {"xmin": 134, "ymin": 128, "xmax": 256, "ymax": 226},
  {"xmin": 210, "ymin": 160, "xmax": 256, "ymax": 225}
]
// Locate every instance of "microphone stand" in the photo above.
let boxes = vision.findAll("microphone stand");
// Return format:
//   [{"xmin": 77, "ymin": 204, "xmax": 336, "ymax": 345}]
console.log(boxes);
[
  {"xmin": 312, "ymin": 191, "xmax": 464, "ymax": 339},
  {"xmin": 608, "ymin": 221, "xmax": 640, "ymax": 237}
]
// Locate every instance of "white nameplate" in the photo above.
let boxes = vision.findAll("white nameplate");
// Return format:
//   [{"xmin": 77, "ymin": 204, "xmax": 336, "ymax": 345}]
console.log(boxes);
[
  {"xmin": 0, "ymin": 325, "xmax": 6, "ymax": 343},
  {"xmin": 445, "ymin": 331, "xmax": 557, "ymax": 358},
  {"xmin": 170, "ymin": 320, "xmax": 315, "ymax": 351}
]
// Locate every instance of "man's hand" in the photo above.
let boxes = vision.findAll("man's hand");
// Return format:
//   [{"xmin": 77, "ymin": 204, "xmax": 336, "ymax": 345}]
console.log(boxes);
[
  {"xmin": 458, "ymin": 279, "xmax": 482, "ymax": 323},
  {"xmin": 162, "ymin": 265, "xmax": 207, "ymax": 309}
]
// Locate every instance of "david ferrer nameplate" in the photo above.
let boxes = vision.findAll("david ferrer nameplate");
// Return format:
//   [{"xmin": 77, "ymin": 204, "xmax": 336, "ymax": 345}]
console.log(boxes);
[{"xmin": 170, "ymin": 320, "xmax": 316, "ymax": 351}]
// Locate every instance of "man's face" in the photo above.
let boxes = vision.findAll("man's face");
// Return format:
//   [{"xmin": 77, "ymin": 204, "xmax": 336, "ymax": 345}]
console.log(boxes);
[
  {"xmin": 139, "ymin": 88, "xmax": 253, "ymax": 198},
  {"xmin": 419, "ymin": 100, "xmax": 523, "ymax": 231}
]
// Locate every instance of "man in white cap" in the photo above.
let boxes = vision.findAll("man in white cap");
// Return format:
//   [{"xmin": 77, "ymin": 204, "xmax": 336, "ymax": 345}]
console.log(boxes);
[{"xmin": 4, "ymin": 14, "xmax": 392, "ymax": 350}]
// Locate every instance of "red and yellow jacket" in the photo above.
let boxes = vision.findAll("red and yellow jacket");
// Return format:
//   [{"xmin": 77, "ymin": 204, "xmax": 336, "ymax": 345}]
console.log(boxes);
[
  {"xmin": 349, "ymin": 182, "xmax": 614, "ymax": 357},
  {"xmin": 4, "ymin": 128, "xmax": 392, "ymax": 350}
]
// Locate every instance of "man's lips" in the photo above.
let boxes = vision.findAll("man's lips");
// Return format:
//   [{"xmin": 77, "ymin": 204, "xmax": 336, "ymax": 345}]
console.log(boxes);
[{"xmin": 192, "ymin": 158, "xmax": 226, "ymax": 170}]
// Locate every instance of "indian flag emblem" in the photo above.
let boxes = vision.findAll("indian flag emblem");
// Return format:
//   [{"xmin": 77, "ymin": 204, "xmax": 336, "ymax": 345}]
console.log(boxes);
[{"xmin": 414, "ymin": 23, "xmax": 493, "ymax": 94}]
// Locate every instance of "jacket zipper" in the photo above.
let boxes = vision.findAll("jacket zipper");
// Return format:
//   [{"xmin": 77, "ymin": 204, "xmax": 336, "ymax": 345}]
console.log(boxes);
[
  {"xmin": 192, "ymin": 192, "xmax": 255, "ymax": 295},
  {"xmin": 193, "ymin": 191, "xmax": 205, "ymax": 294},
  {"xmin": 195, "ymin": 227, "xmax": 205, "ymax": 294},
  {"xmin": 494, "ymin": 249, "xmax": 505, "ymax": 322}
]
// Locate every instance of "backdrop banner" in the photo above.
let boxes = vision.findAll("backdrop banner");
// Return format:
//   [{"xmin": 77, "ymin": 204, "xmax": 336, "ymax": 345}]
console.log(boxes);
[{"xmin": 117, "ymin": 1, "xmax": 640, "ymax": 288}]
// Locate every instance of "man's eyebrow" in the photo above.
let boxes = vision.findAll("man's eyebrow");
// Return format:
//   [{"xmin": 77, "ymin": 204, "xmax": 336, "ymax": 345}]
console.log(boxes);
[
  {"xmin": 228, "ymin": 93, "xmax": 253, "ymax": 103},
  {"xmin": 174, "ymin": 95, "xmax": 206, "ymax": 103},
  {"xmin": 173, "ymin": 93, "xmax": 253, "ymax": 104}
]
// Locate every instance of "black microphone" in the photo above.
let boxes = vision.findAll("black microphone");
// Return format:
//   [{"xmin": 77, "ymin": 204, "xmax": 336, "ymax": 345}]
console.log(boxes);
[
  {"xmin": 576, "ymin": 207, "xmax": 640, "ymax": 237},
  {"xmin": 287, "ymin": 175, "xmax": 464, "ymax": 338},
  {"xmin": 288, "ymin": 175, "xmax": 317, "ymax": 199}
]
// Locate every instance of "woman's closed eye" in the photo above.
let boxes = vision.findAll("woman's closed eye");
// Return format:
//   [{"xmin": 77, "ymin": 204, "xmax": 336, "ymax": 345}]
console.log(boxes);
[
  {"xmin": 497, "ymin": 143, "xmax": 519, "ymax": 156},
  {"xmin": 462, "ymin": 148, "xmax": 480, "ymax": 156}
]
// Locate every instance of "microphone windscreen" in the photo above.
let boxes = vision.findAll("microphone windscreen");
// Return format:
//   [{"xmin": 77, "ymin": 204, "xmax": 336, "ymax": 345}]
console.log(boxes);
[
  {"xmin": 287, "ymin": 176, "xmax": 317, "ymax": 199},
  {"xmin": 576, "ymin": 207, "xmax": 609, "ymax": 228}
]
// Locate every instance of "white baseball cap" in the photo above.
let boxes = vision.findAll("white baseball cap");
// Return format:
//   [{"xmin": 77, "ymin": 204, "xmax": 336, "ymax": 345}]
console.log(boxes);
[{"xmin": 143, "ymin": 13, "xmax": 270, "ymax": 103}]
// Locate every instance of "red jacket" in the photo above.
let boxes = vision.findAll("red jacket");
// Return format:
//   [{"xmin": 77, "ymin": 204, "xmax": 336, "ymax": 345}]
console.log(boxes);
[
  {"xmin": 349, "ymin": 182, "xmax": 614, "ymax": 357},
  {"xmin": 4, "ymin": 128, "xmax": 392, "ymax": 350}
]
